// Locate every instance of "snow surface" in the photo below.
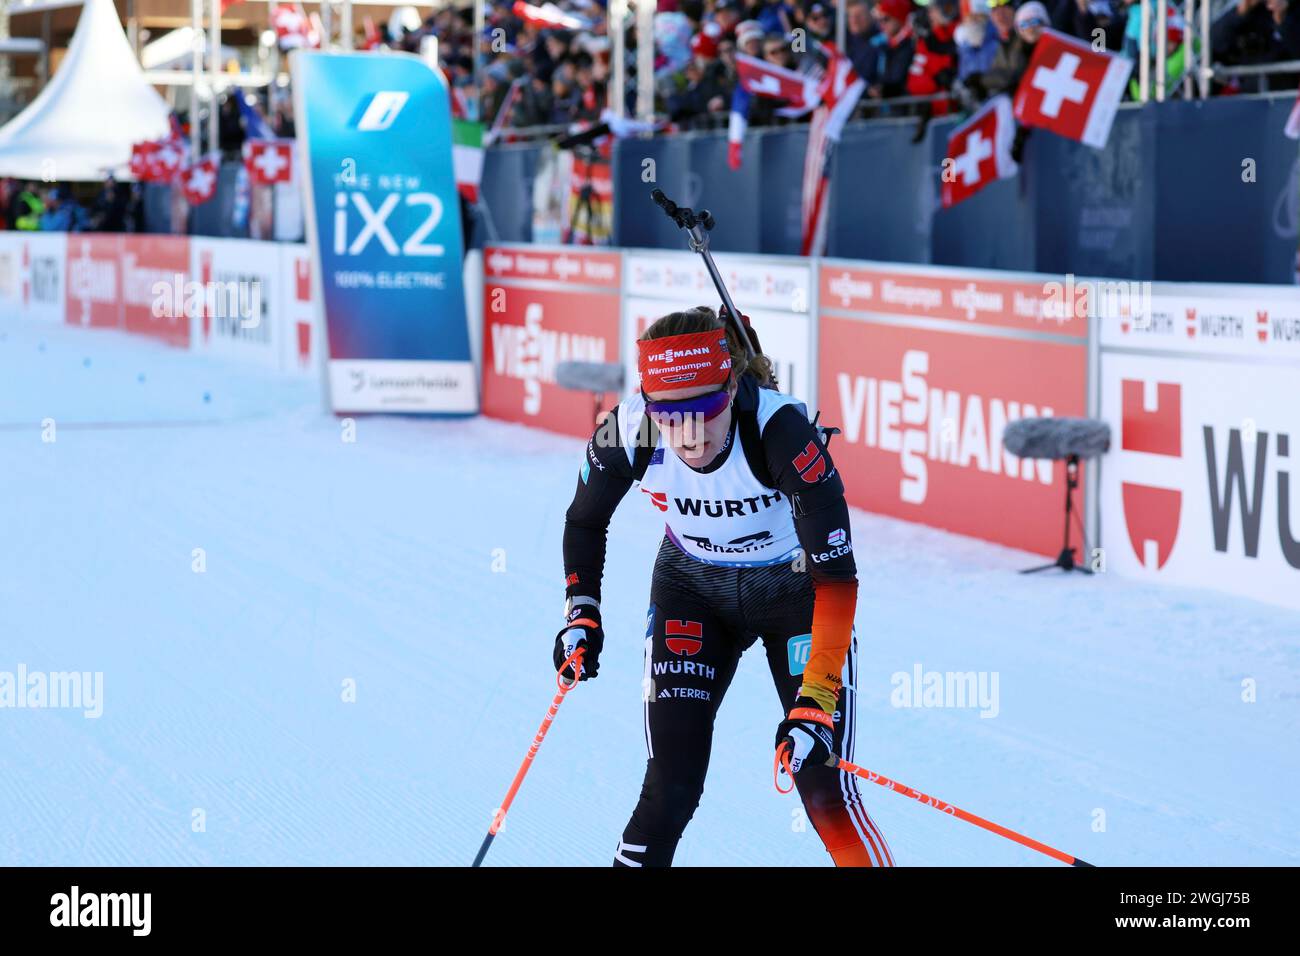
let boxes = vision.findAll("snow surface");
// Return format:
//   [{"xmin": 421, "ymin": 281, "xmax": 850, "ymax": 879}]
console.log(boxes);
[{"xmin": 1, "ymin": 318, "xmax": 1297, "ymax": 867}]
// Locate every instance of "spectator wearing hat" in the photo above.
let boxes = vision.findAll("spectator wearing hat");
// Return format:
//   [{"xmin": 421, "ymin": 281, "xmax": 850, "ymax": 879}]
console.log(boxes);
[
  {"xmin": 38, "ymin": 186, "xmax": 88, "ymax": 233},
  {"xmin": 736, "ymin": 18, "xmax": 767, "ymax": 54},
  {"xmin": 712, "ymin": 0, "xmax": 747, "ymax": 38},
  {"xmin": 906, "ymin": 0, "xmax": 959, "ymax": 114},
  {"xmin": 866, "ymin": 0, "xmax": 916, "ymax": 99},
  {"xmin": 956, "ymin": 0, "xmax": 1001, "ymax": 82},
  {"xmin": 804, "ymin": 3, "xmax": 835, "ymax": 40},
  {"xmin": 983, "ymin": 0, "xmax": 1048, "ymax": 97},
  {"xmin": 671, "ymin": 23, "xmax": 735, "ymax": 125}
]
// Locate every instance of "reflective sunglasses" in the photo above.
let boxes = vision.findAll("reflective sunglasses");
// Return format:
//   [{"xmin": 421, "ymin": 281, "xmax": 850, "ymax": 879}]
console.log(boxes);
[{"xmin": 642, "ymin": 387, "xmax": 732, "ymax": 426}]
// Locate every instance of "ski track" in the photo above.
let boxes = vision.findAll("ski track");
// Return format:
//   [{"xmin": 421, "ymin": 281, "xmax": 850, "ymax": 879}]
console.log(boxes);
[{"xmin": 1, "ymin": 319, "xmax": 1297, "ymax": 866}]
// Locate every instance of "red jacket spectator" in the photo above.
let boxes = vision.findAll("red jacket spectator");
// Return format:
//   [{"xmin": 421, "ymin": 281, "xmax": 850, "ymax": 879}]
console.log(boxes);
[{"xmin": 906, "ymin": 0, "xmax": 959, "ymax": 114}]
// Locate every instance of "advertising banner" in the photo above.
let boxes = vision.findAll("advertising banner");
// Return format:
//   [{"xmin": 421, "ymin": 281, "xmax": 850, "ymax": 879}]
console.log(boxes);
[
  {"xmin": 1098, "ymin": 290, "xmax": 1300, "ymax": 609},
  {"xmin": 65, "ymin": 234, "xmax": 123, "ymax": 330},
  {"xmin": 188, "ymin": 238, "xmax": 279, "ymax": 368},
  {"xmin": 481, "ymin": 245, "xmax": 621, "ymax": 438},
  {"xmin": 818, "ymin": 261, "xmax": 1089, "ymax": 556},
  {"xmin": 0, "ymin": 233, "xmax": 65, "ymax": 322},
  {"xmin": 279, "ymin": 244, "xmax": 324, "ymax": 376},
  {"xmin": 123, "ymin": 235, "xmax": 191, "ymax": 347},
  {"xmin": 622, "ymin": 251, "xmax": 815, "ymax": 408},
  {"xmin": 293, "ymin": 51, "xmax": 476, "ymax": 413}
]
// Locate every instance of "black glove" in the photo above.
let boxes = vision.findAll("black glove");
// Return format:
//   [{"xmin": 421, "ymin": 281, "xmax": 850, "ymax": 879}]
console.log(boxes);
[
  {"xmin": 774, "ymin": 697, "xmax": 836, "ymax": 775},
  {"xmin": 553, "ymin": 598, "xmax": 604, "ymax": 681}
]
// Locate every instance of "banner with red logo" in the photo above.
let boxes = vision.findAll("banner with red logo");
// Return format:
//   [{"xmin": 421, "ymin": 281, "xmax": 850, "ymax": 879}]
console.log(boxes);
[
  {"xmin": 1099, "ymin": 286, "xmax": 1300, "ymax": 609},
  {"xmin": 66, "ymin": 234, "xmax": 124, "ymax": 329},
  {"xmin": 279, "ymin": 244, "xmax": 323, "ymax": 376},
  {"xmin": 623, "ymin": 251, "xmax": 815, "ymax": 409},
  {"xmin": 819, "ymin": 261, "xmax": 1088, "ymax": 556},
  {"xmin": 1098, "ymin": 285, "xmax": 1300, "ymax": 360},
  {"xmin": 0, "ymin": 233, "xmax": 65, "ymax": 323},
  {"xmin": 481, "ymin": 245, "xmax": 622, "ymax": 438},
  {"xmin": 188, "ymin": 238, "xmax": 279, "ymax": 369},
  {"xmin": 122, "ymin": 235, "xmax": 191, "ymax": 347}
]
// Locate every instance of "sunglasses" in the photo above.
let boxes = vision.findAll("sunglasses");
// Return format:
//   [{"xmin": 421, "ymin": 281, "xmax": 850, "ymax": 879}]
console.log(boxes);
[{"xmin": 642, "ymin": 387, "xmax": 732, "ymax": 426}]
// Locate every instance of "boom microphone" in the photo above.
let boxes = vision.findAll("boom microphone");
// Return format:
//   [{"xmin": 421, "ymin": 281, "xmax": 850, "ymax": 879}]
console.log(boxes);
[{"xmin": 1002, "ymin": 418, "xmax": 1111, "ymax": 461}]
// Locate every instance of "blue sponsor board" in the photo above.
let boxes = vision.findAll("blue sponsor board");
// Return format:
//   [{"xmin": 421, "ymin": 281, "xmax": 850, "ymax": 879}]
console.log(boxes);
[{"xmin": 292, "ymin": 51, "xmax": 476, "ymax": 413}]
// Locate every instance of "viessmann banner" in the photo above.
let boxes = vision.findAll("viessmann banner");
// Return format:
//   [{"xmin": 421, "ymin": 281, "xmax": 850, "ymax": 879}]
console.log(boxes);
[
  {"xmin": 817, "ymin": 261, "xmax": 1090, "ymax": 557},
  {"xmin": 480, "ymin": 245, "xmax": 621, "ymax": 439},
  {"xmin": 293, "ymin": 51, "xmax": 476, "ymax": 413}
]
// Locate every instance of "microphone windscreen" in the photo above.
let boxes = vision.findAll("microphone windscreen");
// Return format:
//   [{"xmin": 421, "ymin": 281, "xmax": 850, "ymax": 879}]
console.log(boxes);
[{"xmin": 1003, "ymin": 417, "xmax": 1112, "ymax": 460}]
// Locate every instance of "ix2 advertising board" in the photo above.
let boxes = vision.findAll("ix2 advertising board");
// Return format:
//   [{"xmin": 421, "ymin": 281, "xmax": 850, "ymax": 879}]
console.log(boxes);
[{"xmin": 293, "ymin": 51, "xmax": 476, "ymax": 413}]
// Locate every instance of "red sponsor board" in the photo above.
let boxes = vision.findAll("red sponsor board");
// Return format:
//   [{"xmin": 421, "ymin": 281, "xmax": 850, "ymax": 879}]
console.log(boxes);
[
  {"xmin": 482, "ymin": 253, "xmax": 621, "ymax": 437},
  {"xmin": 483, "ymin": 246, "xmax": 621, "ymax": 288},
  {"xmin": 818, "ymin": 315, "xmax": 1087, "ymax": 555},
  {"xmin": 122, "ymin": 235, "xmax": 191, "ymax": 346},
  {"xmin": 65, "ymin": 234, "xmax": 123, "ymax": 329},
  {"xmin": 819, "ymin": 263, "xmax": 1088, "ymax": 337}
]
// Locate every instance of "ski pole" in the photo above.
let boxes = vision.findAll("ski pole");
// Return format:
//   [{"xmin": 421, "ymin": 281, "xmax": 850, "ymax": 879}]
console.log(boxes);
[
  {"xmin": 471, "ymin": 648, "xmax": 585, "ymax": 867},
  {"xmin": 774, "ymin": 744, "xmax": 1094, "ymax": 867},
  {"xmin": 649, "ymin": 188, "xmax": 756, "ymax": 361}
]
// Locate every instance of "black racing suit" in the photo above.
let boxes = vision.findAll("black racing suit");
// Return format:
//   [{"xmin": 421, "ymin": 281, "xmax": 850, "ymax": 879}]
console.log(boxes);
[{"xmin": 562, "ymin": 375, "xmax": 894, "ymax": 867}]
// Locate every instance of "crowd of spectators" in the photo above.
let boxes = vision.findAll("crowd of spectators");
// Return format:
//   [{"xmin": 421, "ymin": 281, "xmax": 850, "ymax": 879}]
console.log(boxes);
[
  {"xmin": 4, "ymin": 0, "xmax": 1295, "ymax": 236},
  {"xmin": 1, "ymin": 179, "xmax": 145, "ymax": 233},
  {"xmin": 372, "ymin": 0, "xmax": 1300, "ymax": 135}
]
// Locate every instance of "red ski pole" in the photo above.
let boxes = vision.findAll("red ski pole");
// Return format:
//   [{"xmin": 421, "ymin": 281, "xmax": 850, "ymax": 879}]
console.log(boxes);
[
  {"xmin": 774, "ymin": 745, "xmax": 1093, "ymax": 867},
  {"xmin": 472, "ymin": 648, "xmax": 585, "ymax": 867}
]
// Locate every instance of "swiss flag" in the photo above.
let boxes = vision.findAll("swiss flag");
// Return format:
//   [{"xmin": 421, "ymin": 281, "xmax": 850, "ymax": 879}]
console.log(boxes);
[
  {"xmin": 941, "ymin": 95, "xmax": 1019, "ymax": 209},
  {"xmin": 180, "ymin": 155, "xmax": 220, "ymax": 205},
  {"xmin": 243, "ymin": 139, "xmax": 293, "ymax": 185},
  {"xmin": 143, "ymin": 131, "xmax": 189, "ymax": 184},
  {"xmin": 272, "ymin": 3, "xmax": 319, "ymax": 50},
  {"xmin": 735, "ymin": 52, "xmax": 820, "ymax": 114},
  {"xmin": 1012, "ymin": 30, "xmax": 1132, "ymax": 149},
  {"xmin": 129, "ymin": 141, "xmax": 159, "ymax": 180}
]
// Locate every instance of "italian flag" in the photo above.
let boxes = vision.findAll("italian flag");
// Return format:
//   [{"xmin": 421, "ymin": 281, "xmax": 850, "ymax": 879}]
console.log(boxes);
[{"xmin": 452, "ymin": 120, "xmax": 483, "ymax": 203}]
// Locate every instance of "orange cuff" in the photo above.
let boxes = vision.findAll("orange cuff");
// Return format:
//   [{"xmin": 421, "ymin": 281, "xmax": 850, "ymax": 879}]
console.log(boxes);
[{"xmin": 798, "ymin": 579, "xmax": 857, "ymax": 714}]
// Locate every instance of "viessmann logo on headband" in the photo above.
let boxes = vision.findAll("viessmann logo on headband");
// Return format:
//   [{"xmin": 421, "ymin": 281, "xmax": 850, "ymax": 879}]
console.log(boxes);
[{"xmin": 648, "ymin": 344, "xmax": 722, "ymax": 363}]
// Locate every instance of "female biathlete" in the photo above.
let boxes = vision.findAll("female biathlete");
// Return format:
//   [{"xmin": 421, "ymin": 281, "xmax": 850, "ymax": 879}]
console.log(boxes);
[{"xmin": 554, "ymin": 305, "xmax": 894, "ymax": 868}]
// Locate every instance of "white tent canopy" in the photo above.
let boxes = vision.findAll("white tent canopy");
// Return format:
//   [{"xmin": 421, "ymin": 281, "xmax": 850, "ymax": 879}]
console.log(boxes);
[{"xmin": 0, "ymin": 0, "xmax": 172, "ymax": 181}]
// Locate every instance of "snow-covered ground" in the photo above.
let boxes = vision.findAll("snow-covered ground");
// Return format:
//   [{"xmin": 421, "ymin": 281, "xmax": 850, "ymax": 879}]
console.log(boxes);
[{"xmin": 1, "ymin": 317, "xmax": 1297, "ymax": 867}]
